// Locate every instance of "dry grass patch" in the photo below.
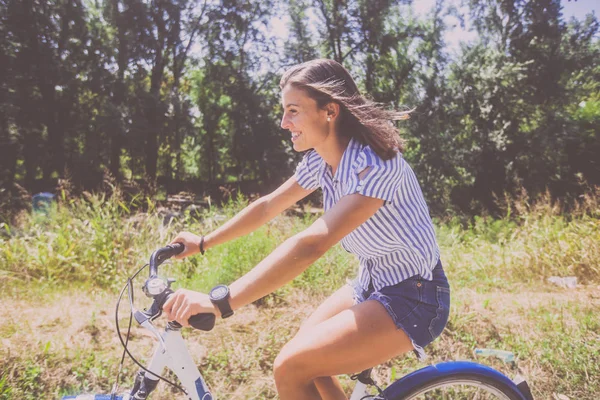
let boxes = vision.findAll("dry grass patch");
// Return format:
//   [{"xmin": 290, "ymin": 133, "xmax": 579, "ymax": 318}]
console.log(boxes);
[{"xmin": 1, "ymin": 283, "xmax": 599, "ymax": 399}]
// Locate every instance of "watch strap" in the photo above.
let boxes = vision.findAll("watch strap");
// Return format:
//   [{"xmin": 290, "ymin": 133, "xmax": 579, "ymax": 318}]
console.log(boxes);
[{"xmin": 218, "ymin": 302, "xmax": 234, "ymax": 319}]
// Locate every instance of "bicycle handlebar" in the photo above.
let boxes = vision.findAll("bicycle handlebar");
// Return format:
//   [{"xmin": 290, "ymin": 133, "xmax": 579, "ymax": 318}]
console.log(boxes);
[
  {"xmin": 149, "ymin": 242, "xmax": 185, "ymax": 277},
  {"xmin": 145, "ymin": 243, "xmax": 216, "ymax": 331}
]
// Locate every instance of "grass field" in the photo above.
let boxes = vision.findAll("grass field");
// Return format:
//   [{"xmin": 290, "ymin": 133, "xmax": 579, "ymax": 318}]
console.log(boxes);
[{"xmin": 1, "ymin": 191, "xmax": 599, "ymax": 399}]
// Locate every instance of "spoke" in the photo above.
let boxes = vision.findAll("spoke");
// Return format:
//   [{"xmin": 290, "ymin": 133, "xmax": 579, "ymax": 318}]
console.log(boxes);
[
  {"xmin": 475, "ymin": 388, "xmax": 482, "ymax": 400},
  {"xmin": 401, "ymin": 378, "xmax": 515, "ymax": 400}
]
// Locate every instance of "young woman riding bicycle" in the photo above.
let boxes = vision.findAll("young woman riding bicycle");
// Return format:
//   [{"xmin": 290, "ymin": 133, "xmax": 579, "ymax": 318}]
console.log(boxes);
[{"xmin": 163, "ymin": 58, "xmax": 451, "ymax": 400}]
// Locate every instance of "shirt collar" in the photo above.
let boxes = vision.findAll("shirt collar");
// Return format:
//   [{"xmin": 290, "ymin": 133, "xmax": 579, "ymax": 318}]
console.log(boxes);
[{"xmin": 324, "ymin": 136, "xmax": 363, "ymax": 183}]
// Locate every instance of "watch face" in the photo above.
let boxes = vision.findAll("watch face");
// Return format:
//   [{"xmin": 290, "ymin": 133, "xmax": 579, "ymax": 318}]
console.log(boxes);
[{"xmin": 211, "ymin": 285, "xmax": 229, "ymax": 301}]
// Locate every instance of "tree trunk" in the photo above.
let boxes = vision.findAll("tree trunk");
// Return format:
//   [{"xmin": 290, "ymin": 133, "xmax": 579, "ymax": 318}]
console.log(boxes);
[
  {"xmin": 109, "ymin": 0, "xmax": 127, "ymax": 180},
  {"xmin": 145, "ymin": 67, "xmax": 164, "ymax": 181},
  {"xmin": 0, "ymin": 47, "xmax": 15, "ymax": 187},
  {"xmin": 204, "ymin": 105, "xmax": 219, "ymax": 184},
  {"xmin": 145, "ymin": 7, "xmax": 168, "ymax": 182},
  {"xmin": 24, "ymin": 0, "xmax": 63, "ymax": 180},
  {"xmin": 39, "ymin": 81, "xmax": 62, "ymax": 180}
]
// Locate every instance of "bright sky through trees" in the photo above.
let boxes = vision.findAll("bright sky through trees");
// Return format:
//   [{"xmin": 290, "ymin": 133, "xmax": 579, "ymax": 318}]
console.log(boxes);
[{"xmin": 271, "ymin": 0, "xmax": 598, "ymax": 58}]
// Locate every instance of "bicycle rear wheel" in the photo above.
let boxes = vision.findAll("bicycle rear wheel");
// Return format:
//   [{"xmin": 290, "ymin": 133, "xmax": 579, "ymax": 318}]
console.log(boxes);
[
  {"xmin": 379, "ymin": 362, "xmax": 529, "ymax": 400},
  {"xmin": 395, "ymin": 374, "xmax": 522, "ymax": 399}
]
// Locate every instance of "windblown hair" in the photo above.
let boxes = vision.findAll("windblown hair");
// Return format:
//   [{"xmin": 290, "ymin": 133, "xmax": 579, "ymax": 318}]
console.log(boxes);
[{"xmin": 279, "ymin": 59, "xmax": 410, "ymax": 159}]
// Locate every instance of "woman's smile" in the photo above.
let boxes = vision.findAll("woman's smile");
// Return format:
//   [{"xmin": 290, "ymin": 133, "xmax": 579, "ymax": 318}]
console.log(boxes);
[{"xmin": 291, "ymin": 131, "xmax": 302, "ymax": 142}]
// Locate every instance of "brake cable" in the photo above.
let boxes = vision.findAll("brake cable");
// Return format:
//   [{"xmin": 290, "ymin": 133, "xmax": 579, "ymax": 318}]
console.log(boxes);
[{"xmin": 111, "ymin": 263, "xmax": 188, "ymax": 398}]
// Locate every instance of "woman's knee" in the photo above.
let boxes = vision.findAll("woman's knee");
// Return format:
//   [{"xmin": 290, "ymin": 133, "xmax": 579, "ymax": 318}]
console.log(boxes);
[
  {"xmin": 273, "ymin": 340, "xmax": 314, "ymax": 386},
  {"xmin": 272, "ymin": 350, "xmax": 288, "ymax": 385},
  {"xmin": 296, "ymin": 317, "xmax": 317, "ymax": 337}
]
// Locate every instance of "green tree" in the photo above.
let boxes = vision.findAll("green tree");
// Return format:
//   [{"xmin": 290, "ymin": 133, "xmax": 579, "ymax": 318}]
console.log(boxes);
[
  {"xmin": 284, "ymin": 0, "xmax": 318, "ymax": 64},
  {"xmin": 0, "ymin": 0, "xmax": 17, "ymax": 189},
  {"xmin": 192, "ymin": 0, "xmax": 288, "ymax": 187},
  {"xmin": 162, "ymin": 0, "xmax": 209, "ymax": 188},
  {"xmin": 4, "ymin": 0, "xmax": 90, "ymax": 185},
  {"xmin": 452, "ymin": 0, "xmax": 600, "ymax": 211}
]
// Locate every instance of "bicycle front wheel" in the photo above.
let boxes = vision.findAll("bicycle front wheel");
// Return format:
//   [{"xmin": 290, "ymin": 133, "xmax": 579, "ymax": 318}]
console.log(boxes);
[{"xmin": 396, "ymin": 374, "xmax": 523, "ymax": 400}]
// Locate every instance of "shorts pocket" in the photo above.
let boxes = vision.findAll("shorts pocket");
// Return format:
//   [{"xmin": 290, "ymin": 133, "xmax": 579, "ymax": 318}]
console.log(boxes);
[{"xmin": 428, "ymin": 286, "xmax": 450, "ymax": 340}]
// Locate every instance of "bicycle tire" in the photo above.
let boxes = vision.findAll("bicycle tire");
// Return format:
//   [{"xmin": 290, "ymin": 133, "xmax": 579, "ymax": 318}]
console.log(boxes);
[
  {"xmin": 378, "ymin": 361, "xmax": 529, "ymax": 400},
  {"xmin": 388, "ymin": 374, "xmax": 523, "ymax": 399},
  {"xmin": 62, "ymin": 396, "xmax": 125, "ymax": 399}
]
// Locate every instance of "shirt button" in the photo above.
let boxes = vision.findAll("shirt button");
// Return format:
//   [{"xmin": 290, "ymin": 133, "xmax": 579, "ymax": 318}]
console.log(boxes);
[{"xmin": 416, "ymin": 282, "xmax": 422, "ymax": 287}]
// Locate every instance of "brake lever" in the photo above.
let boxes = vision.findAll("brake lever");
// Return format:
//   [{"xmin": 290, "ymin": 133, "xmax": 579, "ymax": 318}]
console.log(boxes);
[
  {"xmin": 141, "ymin": 319, "xmax": 167, "ymax": 351},
  {"xmin": 132, "ymin": 306, "xmax": 167, "ymax": 351}
]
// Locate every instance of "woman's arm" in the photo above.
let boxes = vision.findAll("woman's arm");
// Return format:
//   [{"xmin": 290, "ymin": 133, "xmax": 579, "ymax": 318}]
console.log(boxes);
[
  {"xmin": 228, "ymin": 193, "xmax": 383, "ymax": 310},
  {"xmin": 171, "ymin": 176, "xmax": 315, "ymax": 258},
  {"xmin": 164, "ymin": 193, "xmax": 384, "ymax": 324}
]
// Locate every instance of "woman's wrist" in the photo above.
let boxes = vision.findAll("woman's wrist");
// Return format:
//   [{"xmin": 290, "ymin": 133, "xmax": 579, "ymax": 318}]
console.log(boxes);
[{"xmin": 202, "ymin": 234, "xmax": 216, "ymax": 252}]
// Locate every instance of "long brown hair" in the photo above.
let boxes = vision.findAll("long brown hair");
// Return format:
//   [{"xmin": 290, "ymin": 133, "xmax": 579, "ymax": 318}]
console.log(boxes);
[{"xmin": 279, "ymin": 59, "xmax": 410, "ymax": 159}]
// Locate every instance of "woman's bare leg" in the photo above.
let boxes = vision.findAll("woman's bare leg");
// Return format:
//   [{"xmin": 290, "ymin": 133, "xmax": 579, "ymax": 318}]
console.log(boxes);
[
  {"xmin": 294, "ymin": 285, "xmax": 355, "ymax": 399},
  {"xmin": 274, "ymin": 298, "xmax": 415, "ymax": 400}
]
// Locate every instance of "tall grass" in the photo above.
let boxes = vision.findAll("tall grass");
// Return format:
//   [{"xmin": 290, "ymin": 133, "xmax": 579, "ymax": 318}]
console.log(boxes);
[
  {"xmin": 1, "ymin": 193, "xmax": 167, "ymax": 289},
  {"xmin": 438, "ymin": 189, "xmax": 600, "ymax": 290},
  {"xmin": 0, "ymin": 192, "xmax": 359, "ymax": 295},
  {"xmin": 2, "ymin": 189, "xmax": 598, "ymax": 291}
]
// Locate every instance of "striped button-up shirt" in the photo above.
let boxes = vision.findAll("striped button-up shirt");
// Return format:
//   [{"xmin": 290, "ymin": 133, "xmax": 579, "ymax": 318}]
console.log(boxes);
[{"xmin": 295, "ymin": 137, "xmax": 440, "ymax": 291}]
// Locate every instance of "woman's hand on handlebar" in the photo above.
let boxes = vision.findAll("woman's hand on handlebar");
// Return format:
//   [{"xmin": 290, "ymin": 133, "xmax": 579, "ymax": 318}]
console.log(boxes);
[
  {"xmin": 169, "ymin": 232, "xmax": 202, "ymax": 259},
  {"xmin": 163, "ymin": 289, "xmax": 220, "ymax": 326}
]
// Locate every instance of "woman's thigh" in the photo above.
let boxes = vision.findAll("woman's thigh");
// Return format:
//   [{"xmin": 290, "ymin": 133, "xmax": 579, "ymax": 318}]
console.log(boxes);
[
  {"xmin": 296, "ymin": 284, "xmax": 355, "ymax": 336},
  {"xmin": 278, "ymin": 299, "xmax": 414, "ymax": 379}
]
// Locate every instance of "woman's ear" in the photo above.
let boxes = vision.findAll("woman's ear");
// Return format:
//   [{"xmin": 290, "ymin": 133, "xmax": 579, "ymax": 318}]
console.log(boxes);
[{"xmin": 325, "ymin": 102, "xmax": 340, "ymax": 121}]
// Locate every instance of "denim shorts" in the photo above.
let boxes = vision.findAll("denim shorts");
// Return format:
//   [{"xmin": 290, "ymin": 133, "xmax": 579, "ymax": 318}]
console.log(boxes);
[{"xmin": 350, "ymin": 259, "xmax": 450, "ymax": 360}]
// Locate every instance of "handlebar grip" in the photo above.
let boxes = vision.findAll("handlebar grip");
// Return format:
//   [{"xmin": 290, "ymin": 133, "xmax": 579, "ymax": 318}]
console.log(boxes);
[
  {"xmin": 188, "ymin": 313, "xmax": 216, "ymax": 331},
  {"xmin": 169, "ymin": 242, "xmax": 185, "ymax": 255},
  {"xmin": 149, "ymin": 243, "xmax": 186, "ymax": 276},
  {"xmin": 162, "ymin": 290, "xmax": 215, "ymax": 331}
]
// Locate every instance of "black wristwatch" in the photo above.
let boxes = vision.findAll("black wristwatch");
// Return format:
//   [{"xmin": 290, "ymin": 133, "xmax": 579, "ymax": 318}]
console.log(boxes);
[{"xmin": 209, "ymin": 284, "xmax": 234, "ymax": 319}]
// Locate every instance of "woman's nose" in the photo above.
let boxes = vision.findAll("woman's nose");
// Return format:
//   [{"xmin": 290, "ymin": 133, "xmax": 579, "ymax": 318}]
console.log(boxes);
[{"xmin": 280, "ymin": 113, "xmax": 290, "ymax": 130}]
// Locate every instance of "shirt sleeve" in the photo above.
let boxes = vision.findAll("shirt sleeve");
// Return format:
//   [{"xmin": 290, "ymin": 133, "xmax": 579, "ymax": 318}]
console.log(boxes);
[
  {"xmin": 345, "ymin": 147, "xmax": 404, "ymax": 202},
  {"xmin": 294, "ymin": 150, "xmax": 322, "ymax": 190}
]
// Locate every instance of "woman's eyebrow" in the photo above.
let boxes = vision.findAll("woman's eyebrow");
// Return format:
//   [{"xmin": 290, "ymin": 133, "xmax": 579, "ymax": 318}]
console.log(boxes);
[{"xmin": 284, "ymin": 103, "xmax": 300, "ymax": 108}]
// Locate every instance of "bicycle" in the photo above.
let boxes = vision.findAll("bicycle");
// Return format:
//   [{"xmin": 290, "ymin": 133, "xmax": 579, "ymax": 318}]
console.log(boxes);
[{"xmin": 62, "ymin": 244, "xmax": 535, "ymax": 400}]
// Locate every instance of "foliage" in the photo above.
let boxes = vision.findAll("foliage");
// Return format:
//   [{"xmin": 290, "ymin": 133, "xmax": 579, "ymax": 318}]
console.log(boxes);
[
  {"xmin": 0, "ymin": 0, "xmax": 599, "ymax": 215},
  {"xmin": 0, "ymin": 191, "xmax": 169, "ymax": 289}
]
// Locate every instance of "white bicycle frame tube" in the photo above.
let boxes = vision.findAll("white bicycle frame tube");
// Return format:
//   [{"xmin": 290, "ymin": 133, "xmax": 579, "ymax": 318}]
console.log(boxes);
[
  {"xmin": 144, "ymin": 324, "xmax": 213, "ymax": 400},
  {"xmin": 349, "ymin": 380, "xmax": 371, "ymax": 400}
]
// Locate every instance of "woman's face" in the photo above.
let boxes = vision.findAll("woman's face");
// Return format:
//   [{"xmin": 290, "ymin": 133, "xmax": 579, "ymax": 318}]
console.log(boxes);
[{"xmin": 280, "ymin": 84, "xmax": 331, "ymax": 152}]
